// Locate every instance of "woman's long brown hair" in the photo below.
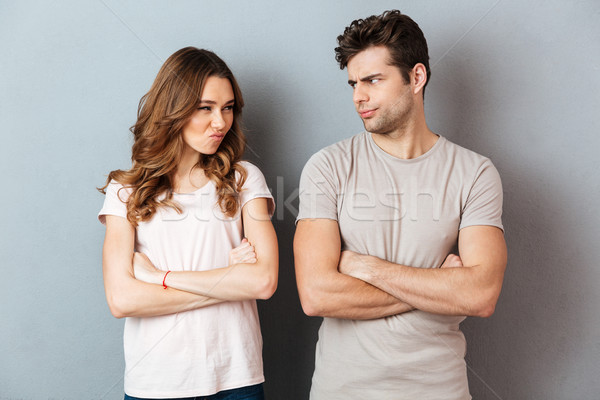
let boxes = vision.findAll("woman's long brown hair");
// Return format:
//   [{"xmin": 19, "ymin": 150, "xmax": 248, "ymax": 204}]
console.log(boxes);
[{"xmin": 99, "ymin": 47, "xmax": 247, "ymax": 225}]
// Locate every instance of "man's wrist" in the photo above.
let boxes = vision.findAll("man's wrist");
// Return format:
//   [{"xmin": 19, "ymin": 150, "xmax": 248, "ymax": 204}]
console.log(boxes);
[{"xmin": 353, "ymin": 254, "xmax": 376, "ymax": 281}]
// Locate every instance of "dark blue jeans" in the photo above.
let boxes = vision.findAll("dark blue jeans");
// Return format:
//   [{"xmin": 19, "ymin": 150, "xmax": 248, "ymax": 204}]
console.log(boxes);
[{"xmin": 124, "ymin": 383, "xmax": 264, "ymax": 400}]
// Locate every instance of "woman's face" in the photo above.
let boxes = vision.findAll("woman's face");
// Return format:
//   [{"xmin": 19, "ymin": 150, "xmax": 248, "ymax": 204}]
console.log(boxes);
[{"xmin": 181, "ymin": 76, "xmax": 235, "ymax": 158}]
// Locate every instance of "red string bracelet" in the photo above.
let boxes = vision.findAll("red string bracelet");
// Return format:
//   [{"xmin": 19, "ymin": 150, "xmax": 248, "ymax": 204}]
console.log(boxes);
[{"xmin": 162, "ymin": 271, "xmax": 171, "ymax": 289}]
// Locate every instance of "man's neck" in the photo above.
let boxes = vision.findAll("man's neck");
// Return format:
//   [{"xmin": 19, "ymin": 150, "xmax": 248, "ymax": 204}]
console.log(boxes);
[{"xmin": 371, "ymin": 122, "xmax": 439, "ymax": 160}]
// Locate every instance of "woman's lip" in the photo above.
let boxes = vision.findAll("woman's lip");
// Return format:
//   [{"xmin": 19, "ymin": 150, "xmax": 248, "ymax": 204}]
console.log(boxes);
[{"xmin": 210, "ymin": 133, "xmax": 225, "ymax": 140}]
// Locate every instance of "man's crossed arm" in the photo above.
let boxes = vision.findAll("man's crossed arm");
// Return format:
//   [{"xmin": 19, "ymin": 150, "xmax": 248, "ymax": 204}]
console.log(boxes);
[{"xmin": 294, "ymin": 219, "xmax": 507, "ymax": 319}]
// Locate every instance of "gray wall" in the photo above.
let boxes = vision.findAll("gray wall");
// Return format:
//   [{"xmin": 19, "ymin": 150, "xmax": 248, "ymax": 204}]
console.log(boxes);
[{"xmin": 1, "ymin": 1, "xmax": 599, "ymax": 399}]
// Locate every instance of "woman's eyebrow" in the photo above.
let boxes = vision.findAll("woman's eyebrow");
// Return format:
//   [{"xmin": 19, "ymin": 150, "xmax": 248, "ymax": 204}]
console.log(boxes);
[{"xmin": 198, "ymin": 99, "xmax": 235, "ymax": 105}]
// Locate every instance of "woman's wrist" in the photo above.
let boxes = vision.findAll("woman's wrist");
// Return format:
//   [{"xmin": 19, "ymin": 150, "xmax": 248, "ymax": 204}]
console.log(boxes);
[{"xmin": 161, "ymin": 270, "xmax": 171, "ymax": 289}]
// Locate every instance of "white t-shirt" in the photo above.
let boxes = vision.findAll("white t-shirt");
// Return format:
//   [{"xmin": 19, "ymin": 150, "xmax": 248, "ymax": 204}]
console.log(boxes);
[
  {"xmin": 297, "ymin": 132, "xmax": 503, "ymax": 400},
  {"xmin": 99, "ymin": 161, "xmax": 274, "ymax": 398}
]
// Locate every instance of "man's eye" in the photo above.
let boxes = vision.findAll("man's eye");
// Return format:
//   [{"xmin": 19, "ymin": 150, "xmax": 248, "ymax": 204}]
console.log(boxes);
[{"xmin": 370, "ymin": 79, "xmax": 380, "ymax": 84}]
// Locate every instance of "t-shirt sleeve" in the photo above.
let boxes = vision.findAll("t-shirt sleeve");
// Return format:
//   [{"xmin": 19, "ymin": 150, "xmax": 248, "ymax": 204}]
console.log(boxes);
[
  {"xmin": 459, "ymin": 159, "xmax": 504, "ymax": 232},
  {"xmin": 296, "ymin": 151, "xmax": 339, "ymax": 223},
  {"xmin": 239, "ymin": 162, "xmax": 275, "ymax": 217},
  {"xmin": 98, "ymin": 181, "xmax": 130, "ymax": 225}
]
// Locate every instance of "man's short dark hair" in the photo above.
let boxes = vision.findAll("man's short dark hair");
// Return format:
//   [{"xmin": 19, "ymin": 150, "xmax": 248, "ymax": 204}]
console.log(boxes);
[{"xmin": 335, "ymin": 10, "xmax": 431, "ymax": 96}]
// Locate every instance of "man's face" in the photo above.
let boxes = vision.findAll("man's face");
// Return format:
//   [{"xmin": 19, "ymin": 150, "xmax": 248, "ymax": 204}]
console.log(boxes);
[{"xmin": 347, "ymin": 46, "xmax": 414, "ymax": 136}]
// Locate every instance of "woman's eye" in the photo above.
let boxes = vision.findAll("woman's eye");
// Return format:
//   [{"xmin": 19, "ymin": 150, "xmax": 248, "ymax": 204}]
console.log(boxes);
[
  {"xmin": 197, "ymin": 106, "xmax": 211, "ymax": 111},
  {"xmin": 223, "ymin": 106, "xmax": 234, "ymax": 111}
]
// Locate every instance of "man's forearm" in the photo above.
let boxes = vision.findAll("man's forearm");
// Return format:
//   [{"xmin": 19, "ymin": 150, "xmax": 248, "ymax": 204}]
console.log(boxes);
[
  {"xmin": 339, "ymin": 226, "xmax": 507, "ymax": 317},
  {"xmin": 341, "ymin": 253, "xmax": 495, "ymax": 317},
  {"xmin": 299, "ymin": 269, "xmax": 413, "ymax": 320},
  {"xmin": 294, "ymin": 218, "xmax": 413, "ymax": 320}
]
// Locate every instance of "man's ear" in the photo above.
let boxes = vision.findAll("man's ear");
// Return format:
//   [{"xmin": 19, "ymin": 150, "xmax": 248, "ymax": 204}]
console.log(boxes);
[{"xmin": 411, "ymin": 63, "xmax": 427, "ymax": 95}]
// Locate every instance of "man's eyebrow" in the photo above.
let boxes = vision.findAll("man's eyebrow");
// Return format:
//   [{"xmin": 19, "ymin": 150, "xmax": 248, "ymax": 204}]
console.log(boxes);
[
  {"xmin": 198, "ymin": 99, "xmax": 235, "ymax": 105},
  {"xmin": 348, "ymin": 73, "xmax": 383, "ymax": 85}
]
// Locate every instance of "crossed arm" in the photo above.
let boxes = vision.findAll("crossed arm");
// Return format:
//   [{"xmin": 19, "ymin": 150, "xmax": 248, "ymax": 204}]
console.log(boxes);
[
  {"xmin": 294, "ymin": 219, "xmax": 413, "ymax": 320},
  {"xmin": 294, "ymin": 219, "xmax": 506, "ymax": 319},
  {"xmin": 102, "ymin": 197, "xmax": 278, "ymax": 318}
]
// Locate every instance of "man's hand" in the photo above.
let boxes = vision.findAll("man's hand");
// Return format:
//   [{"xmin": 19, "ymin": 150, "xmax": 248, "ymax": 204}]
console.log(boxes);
[
  {"xmin": 440, "ymin": 254, "xmax": 463, "ymax": 268},
  {"xmin": 341, "ymin": 252, "xmax": 464, "ymax": 279},
  {"xmin": 229, "ymin": 238, "xmax": 257, "ymax": 265},
  {"xmin": 339, "ymin": 250, "xmax": 372, "ymax": 281}
]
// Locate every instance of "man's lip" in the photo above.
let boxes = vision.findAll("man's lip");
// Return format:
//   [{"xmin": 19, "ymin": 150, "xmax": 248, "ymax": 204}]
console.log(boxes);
[{"xmin": 359, "ymin": 109, "xmax": 376, "ymax": 118}]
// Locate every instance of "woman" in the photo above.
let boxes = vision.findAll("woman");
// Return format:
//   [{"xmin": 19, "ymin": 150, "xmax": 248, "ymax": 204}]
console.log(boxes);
[{"xmin": 98, "ymin": 47, "xmax": 278, "ymax": 400}]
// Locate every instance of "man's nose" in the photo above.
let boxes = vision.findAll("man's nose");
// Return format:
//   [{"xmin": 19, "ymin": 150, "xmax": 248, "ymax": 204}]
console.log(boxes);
[{"xmin": 353, "ymin": 83, "xmax": 368, "ymax": 104}]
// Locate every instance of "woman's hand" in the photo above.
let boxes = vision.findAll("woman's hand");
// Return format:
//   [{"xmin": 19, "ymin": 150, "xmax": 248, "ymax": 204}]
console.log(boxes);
[
  {"xmin": 133, "ymin": 252, "xmax": 163, "ymax": 285},
  {"xmin": 229, "ymin": 238, "xmax": 257, "ymax": 265}
]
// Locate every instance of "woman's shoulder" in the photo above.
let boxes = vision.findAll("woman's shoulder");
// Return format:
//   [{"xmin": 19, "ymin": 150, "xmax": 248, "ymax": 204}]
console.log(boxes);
[
  {"xmin": 106, "ymin": 178, "xmax": 124, "ymax": 188},
  {"xmin": 235, "ymin": 161, "xmax": 271, "ymax": 194},
  {"xmin": 105, "ymin": 179, "xmax": 134, "ymax": 201},
  {"xmin": 238, "ymin": 160, "xmax": 261, "ymax": 172},
  {"xmin": 235, "ymin": 161, "xmax": 274, "ymax": 212},
  {"xmin": 236, "ymin": 160, "xmax": 266, "ymax": 180}
]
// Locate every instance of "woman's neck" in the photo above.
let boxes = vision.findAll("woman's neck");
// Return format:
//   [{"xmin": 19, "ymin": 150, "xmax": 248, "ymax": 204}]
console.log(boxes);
[{"xmin": 173, "ymin": 155, "xmax": 209, "ymax": 194}]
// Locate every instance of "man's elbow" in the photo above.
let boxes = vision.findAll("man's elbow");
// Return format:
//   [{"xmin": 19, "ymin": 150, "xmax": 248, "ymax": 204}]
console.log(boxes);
[
  {"xmin": 474, "ymin": 302, "xmax": 496, "ymax": 318},
  {"xmin": 472, "ymin": 290, "xmax": 501, "ymax": 318},
  {"xmin": 297, "ymin": 285, "xmax": 326, "ymax": 317},
  {"xmin": 301, "ymin": 301, "xmax": 323, "ymax": 317}
]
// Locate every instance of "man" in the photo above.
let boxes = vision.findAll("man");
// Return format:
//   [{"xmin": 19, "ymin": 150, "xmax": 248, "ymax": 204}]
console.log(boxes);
[{"xmin": 294, "ymin": 10, "xmax": 507, "ymax": 399}]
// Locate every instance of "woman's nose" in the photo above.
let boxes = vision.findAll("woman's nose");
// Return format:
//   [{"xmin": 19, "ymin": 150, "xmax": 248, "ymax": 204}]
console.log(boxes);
[{"xmin": 211, "ymin": 111, "xmax": 226, "ymax": 131}]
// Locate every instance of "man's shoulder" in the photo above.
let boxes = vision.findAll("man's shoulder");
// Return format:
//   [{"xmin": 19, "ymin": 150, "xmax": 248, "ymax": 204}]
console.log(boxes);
[
  {"xmin": 299, "ymin": 132, "xmax": 366, "ymax": 186},
  {"xmin": 440, "ymin": 136, "xmax": 494, "ymax": 167},
  {"xmin": 306, "ymin": 132, "xmax": 367, "ymax": 166},
  {"xmin": 439, "ymin": 137, "xmax": 502, "ymax": 195}
]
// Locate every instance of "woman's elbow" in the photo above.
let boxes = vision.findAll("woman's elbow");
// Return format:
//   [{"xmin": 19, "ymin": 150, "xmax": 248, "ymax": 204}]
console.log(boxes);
[
  {"xmin": 105, "ymin": 291, "xmax": 133, "ymax": 319},
  {"xmin": 256, "ymin": 271, "xmax": 278, "ymax": 300},
  {"xmin": 106, "ymin": 297, "xmax": 126, "ymax": 319},
  {"xmin": 253, "ymin": 262, "xmax": 278, "ymax": 300}
]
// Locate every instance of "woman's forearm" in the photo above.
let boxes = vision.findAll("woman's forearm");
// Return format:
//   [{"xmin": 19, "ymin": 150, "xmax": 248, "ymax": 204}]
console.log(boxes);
[
  {"xmin": 161, "ymin": 197, "xmax": 278, "ymax": 301},
  {"xmin": 132, "ymin": 197, "xmax": 279, "ymax": 302},
  {"xmin": 106, "ymin": 275, "xmax": 225, "ymax": 318},
  {"xmin": 103, "ymin": 215, "xmax": 225, "ymax": 319},
  {"xmin": 160, "ymin": 261, "xmax": 277, "ymax": 301}
]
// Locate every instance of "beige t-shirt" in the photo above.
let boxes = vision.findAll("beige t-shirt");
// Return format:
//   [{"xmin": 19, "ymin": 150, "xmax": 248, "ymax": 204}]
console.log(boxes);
[
  {"xmin": 99, "ymin": 161, "xmax": 274, "ymax": 398},
  {"xmin": 297, "ymin": 132, "xmax": 503, "ymax": 400}
]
